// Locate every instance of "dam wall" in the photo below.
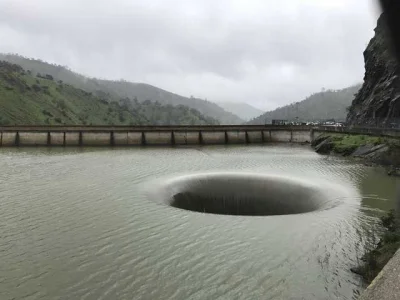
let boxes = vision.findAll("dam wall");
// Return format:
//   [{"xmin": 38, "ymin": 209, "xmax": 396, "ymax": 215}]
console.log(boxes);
[
  {"xmin": 1, "ymin": 125, "xmax": 399, "ymax": 147},
  {"xmin": 0, "ymin": 125, "xmax": 314, "ymax": 146}
]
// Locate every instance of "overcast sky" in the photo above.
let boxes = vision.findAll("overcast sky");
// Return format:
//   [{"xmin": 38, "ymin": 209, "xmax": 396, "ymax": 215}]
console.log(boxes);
[{"xmin": 0, "ymin": 0, "xmax": 379, "ymax": 110}]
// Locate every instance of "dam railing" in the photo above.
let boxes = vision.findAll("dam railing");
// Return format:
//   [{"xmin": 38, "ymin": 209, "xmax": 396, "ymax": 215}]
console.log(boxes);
[
  {"xmin": 0, "ymin": 125, "xmax": 399, "ymax": 146},
  {"xmin": 0, "ymin": 125, "xmax": 312, "ymax": 146}
]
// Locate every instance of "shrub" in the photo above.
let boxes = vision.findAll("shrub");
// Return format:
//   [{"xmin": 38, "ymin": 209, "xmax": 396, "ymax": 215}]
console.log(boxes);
[
  {"xmin": 42, "ymin": 110, "xmax": 53, "ymax": 117},
  {"xmin": 57, "ymin": 99, "xmax": 66, "ymax": 110},
  {"xmin": 32, "ymin": 84, "xmax": 41, "ymax": 92},
  {"xmin": 119, "ymin": 112, "xmax": 125, "ymax": 122}
]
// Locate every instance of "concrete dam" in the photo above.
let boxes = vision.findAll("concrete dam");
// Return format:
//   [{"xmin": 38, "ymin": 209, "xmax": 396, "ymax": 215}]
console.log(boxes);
[
  {"xmin": 0, "ymin": 125, "xmax": 314, "ymax": 146},
  {"xmin": 1, "ymin": 125, "xmax": 399, "ymax": 147}
]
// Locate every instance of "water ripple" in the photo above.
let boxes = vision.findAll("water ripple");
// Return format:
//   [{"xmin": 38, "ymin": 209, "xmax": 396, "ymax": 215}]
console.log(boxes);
[{"xmin": 0, "ymin": 145, "xmax": 397, "ymax": 300}]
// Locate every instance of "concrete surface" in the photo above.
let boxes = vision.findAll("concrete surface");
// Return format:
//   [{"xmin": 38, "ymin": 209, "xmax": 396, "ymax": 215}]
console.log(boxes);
[
  {"xmin": 82, "ymin": 132, "xmax": 110, "ymax": 146},
  {"xmin": 65, "ymin": 132, "xmax": 80, "ymax": 146},
  {"xmin": 1, "ymin": 132, "xmax": 17, "ymax": 146},
  {"xmin": 201, "ymin": 131, "xmax": 226, "ymax": 144},
  {"xmin": 113, "ymin": 132, "xmax": 128, "ymax": 145},
  {"xmin": 18, "ymin": 132, "xmax": 48, "ymax": 146},
  {"xmin": 359, "ymin": 249, "xmax": 400, "ymax": 300},
  {"xmin": 50, "ymin": 132, "xmax": 64, "ymax": 146},
  {"xmin": 270, "ymin": 130, "xmax": 292, "ymax": 142},
  {"xmin": 127, "ymin": 132, "xmax": 142, "ymax": 145},
  {"xmin": 247, "ymin": 131, "xmax": 263, "ymax": 143},
  {"xmin": 226, "ymin": 131, "xmax": 247, "ymax": 144},
  {"xmin": 173, "ymin": 132, "xmax": 201, "ymax": 145},
  {"xmin": 1, "ymin": 125, "xmax": 399, "ymax": 147},
  {"xmin": 145, "ymin": 132, "xmax": 172, "ymax": 145}
]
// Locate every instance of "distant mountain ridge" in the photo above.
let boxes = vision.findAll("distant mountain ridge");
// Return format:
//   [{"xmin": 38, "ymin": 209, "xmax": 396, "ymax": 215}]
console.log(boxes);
[
  {"xmin": 0, "ymin": 54, "xmax": 244, "ymax": 124},
  {"xmin": 216, "ymin": 102, "xmax": 264, "ymax": 121},
  {"xmin": 248, "ymin": 85, "xmax": 362, "ymax": 125},
  {"xmin": 0, "ymin": 60, "xmax": 219, "ymax": 126}
]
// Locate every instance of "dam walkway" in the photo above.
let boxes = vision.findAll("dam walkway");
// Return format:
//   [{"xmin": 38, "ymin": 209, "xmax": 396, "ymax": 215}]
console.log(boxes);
[{"xmin": 0, "ymin": 125, "xmax": 399, "ymax": 147}]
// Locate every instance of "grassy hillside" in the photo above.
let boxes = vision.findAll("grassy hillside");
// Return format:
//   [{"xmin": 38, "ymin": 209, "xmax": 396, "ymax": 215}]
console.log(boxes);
[
  {"xmin": 248, "ymin": 85, "xmax": 362, "ymax": 124},
  {"xmin": 217, "ymin": 102, "xmax": 264, "ymax": 121},
  {"xmin": 0, "ymin": 54, "xmax": 243, "ymax": 124},
  {"xmin": 0, "ymin": 61, "xmax": 218, "ymax": 126}
]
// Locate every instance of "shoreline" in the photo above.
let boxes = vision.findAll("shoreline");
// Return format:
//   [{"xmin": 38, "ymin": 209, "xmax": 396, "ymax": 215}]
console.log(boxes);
[{"xmin": 312, "ymin": 133, "xmax": 400, "ymax": 284}]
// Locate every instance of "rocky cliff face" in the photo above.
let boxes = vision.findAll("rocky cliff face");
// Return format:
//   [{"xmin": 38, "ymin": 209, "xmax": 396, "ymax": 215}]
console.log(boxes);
[{"xmin": 347, "ymin": 14, "xmax": 400, "ymax": 126}]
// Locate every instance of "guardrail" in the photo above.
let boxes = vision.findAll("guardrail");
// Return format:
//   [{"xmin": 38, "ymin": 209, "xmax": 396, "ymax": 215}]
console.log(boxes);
[
  {"xmin": 0, "ymin": 125, "xmax": 399, "ymax": 147},
  {"xmin": 0, "ymin": 125, "xmax": 313, "ymax": 146}
]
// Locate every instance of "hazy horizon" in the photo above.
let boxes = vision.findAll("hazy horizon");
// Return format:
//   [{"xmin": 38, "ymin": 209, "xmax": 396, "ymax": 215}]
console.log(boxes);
[{"xmin": 0, "ymin": 0, "xmax": 379, "ymax": 111}]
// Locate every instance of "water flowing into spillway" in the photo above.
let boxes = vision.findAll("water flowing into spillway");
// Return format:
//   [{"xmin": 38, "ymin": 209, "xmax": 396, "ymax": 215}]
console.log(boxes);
[{"xmin": 155, "ymin": 173, "xmax": 341, "ymax": 216}]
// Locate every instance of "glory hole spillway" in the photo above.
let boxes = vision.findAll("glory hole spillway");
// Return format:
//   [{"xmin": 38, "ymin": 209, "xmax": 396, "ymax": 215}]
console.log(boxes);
[
  {"xmin": 154, "ymin": 173, "xmax": 339, "ymax": 216},
  {"xmin": 0, "ymin": 135, "xmax": 398, "ymax": 300}
]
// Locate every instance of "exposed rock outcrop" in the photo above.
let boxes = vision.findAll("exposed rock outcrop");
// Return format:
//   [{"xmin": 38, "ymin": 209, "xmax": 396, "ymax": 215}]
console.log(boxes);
[
  {"xmin": 347, "ymin": 14, "xmax": 400, "ymax": 126},
  {"xmin": 314, "ymin": 137, "xmax": 333, "ymax": 154}
]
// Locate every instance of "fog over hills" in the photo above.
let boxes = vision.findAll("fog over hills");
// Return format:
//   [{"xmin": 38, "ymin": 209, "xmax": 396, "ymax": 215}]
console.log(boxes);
[{"xmin": 216, "ymin": 102, "xmax": 264, "ymax": 121}]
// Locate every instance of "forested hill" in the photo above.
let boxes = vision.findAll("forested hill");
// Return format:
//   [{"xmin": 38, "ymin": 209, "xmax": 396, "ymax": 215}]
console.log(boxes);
[
  {"xmin": 0, "ymin": 61, "xmax": 218, "ymax": 126},
  {"xmin": 0, "ymin": 54, "xmax": 243, "ymax": 124},
  {"xmin": 248, "ymin": 85, "xmax": 362, "ymax": 124}
]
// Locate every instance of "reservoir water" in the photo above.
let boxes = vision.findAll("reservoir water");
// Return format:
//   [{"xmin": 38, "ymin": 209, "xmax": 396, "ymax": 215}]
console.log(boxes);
[{"xmin": 0, "ymin": 145, "xmax": 398, "ymax": 300}]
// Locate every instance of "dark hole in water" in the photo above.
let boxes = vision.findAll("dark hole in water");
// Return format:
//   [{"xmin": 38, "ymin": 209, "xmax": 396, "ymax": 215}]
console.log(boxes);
[
  {"xmin": 161, "ymin": 174, "xmax": 327, "ymax": 216},
  {"xmin": 171, "ymin": 192, "xmax": 306, "ymax": 216}
]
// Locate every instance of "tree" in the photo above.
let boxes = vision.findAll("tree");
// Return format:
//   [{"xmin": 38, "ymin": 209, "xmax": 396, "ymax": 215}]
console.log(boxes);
[{"xmin": 143, "ymin": 99, "xmax": 152, "ymax": 105}]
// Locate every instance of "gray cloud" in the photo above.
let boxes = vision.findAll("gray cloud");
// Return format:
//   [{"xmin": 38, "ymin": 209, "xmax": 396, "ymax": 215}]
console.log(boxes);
[{"xmin": 0, "ymin": 0, "xmax": 379, "ymax": 110}]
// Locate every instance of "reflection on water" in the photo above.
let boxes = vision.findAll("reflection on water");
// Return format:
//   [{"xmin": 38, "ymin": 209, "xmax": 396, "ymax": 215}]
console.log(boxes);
[{"xmin": 0, "ymin": 144, "xmax": 398, "ymax": 300}]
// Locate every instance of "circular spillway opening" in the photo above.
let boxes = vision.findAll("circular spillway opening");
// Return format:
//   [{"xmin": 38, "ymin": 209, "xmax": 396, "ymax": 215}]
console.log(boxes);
[{"xmin": 154, "ymin": 173, "xmax": 336, "ymax": 216}]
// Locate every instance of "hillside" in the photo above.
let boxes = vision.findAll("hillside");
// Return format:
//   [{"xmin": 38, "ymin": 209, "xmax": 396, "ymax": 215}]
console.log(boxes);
[
  {"xmin": 0, "ymin": 54, "xmax": 243, "ymax": 124},
  {"xmin": 0, "ymin": 61, "xmax": 218, "ymax": 126},
  {"xmin": 347, "ymin": 13, "xmax": 400, "ymax": 126},
  {"xmin": 216, "ymin": 102, "xmax": 264, "ymax": 121},
  {"xmin": 248, "ymin": 85, "xmax": 361, "ymax": 125}
]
